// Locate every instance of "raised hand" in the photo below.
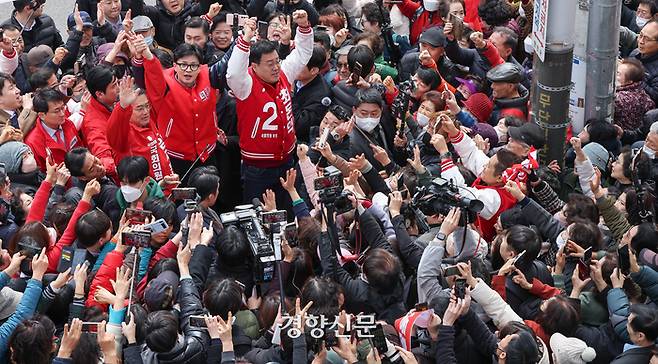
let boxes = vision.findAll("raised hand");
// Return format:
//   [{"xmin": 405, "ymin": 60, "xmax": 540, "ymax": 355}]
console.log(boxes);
[
  {"xmin": 31, "ymin": 248, "xmax": 49, "ymax": 281},
  {"xmin": 56, "ymin": 164, "xmax": 71, "ymax": 186},
  {"xmin": 280, "ymin": 168, "xmax": 297, "ymax": 192},
  {"xmin": 58, "ymin": 319, "xmax": 83, "ymax": 359},
  {"xmin": 119, "ymin": 76, "xmax": 137, "ymax": 108},
  {"xmin": 469, "ymin": 31, "xmax": 486, "ymax": 49},
  {"xmin": 207, "ymin": 3, "xmax": 222, "ymax": 18},
  {"xmin": 292, "ymin": 10, "xmax": 310, "ymax": 28},
  {"xmin": 82, "ymin": 179, "xmax": 101, "ymax": 202},
  {"xmin": 242, "ymin": 17, "xmax": 258, "ymax": 42},
  {"xmin": 262, "ymin": 189, "xmax": 276, "ymax": 212}
]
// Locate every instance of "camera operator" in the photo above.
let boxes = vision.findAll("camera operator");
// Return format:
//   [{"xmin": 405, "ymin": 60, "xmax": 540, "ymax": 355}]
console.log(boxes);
[
  {"xmin": 307, "ymin": 104, "xmax": 353, "ymax": 166},
  {"xmin": 2, "ymin": 0, "xmax": 63, "ymax": 53},
  {"xmin": 175, "ymin": 166, "xmax": 223, "ymax": 242}
]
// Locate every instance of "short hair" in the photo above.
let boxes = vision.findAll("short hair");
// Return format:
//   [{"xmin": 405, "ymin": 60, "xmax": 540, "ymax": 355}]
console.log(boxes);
[
  {"xmin": 86, "ymin": 65, "xmax": 115, "ymax": 97},
  {"xmin": 362, "ymin": 248, "xmax": 401, "ymax": 294},
  {"xmin": 75, "ymin": 209, "xmax": 111, "ymax": 247},
  {"xmin": 493, "ymin": 148, "xmax": 522, "ymax": 176},
  {"xmin": 629, "ymin": 303, "xmax": 658, "ymax": 342},
  {"xmin": 493, "ymin": 26, "xmax": 518, "ymax": 52},
  {"xmin": 64, "ymin": 148, "xmax": 89, "ymax": 177},
  {"xmin": 619, "ymin": 58, "xmax": 646, "ymax": 83},
  {"xmin": 314, "ymin": 31, "xmax": 331, "ymax": 51},
  {"xmin": 347, "ymin": 44, "xmax": 375, "ymax": 78},
  {"xmin": 564, "ymin": 194, "xmax": 600, "ymax": 224},
  {"xmin": 503, "ymin": 225, "xmax": 541, "ymax": 266},
  {"xmin": 478, "ymin": 0, "xmax": 515, "ymax": 27},
  {"xmin": 33, "ymin": 88, "xmax": 65, "ymax": 113},
  {"xmin": 29, "ymin": 68, "xmax": 55, "ymax": 90},
  {"xmin": 640, "ymin": 0, "xmax": 658, "ymax": 15},
  {"xmin": 307, "ymin": 45, "xmax": 327, "ymax": 71},
  {"xmin": 585, "ymin": 119, "xmax": 617, "ymax": 144},
  {"xmin": 361, "ymin": 2, "xmax": 389, "ymax": 25},
  {"xmin": 184, "ymin": 16, "xmax": 209, "ymax": 34},
  {"xmin": 250, "ymin": 40, "xmax": 279, "ymax": 64},
  {"xmin": 415, "ymin": 67, "xmax": 441, "ymax": 90},
  {"xmin": 0, "ymin": 73, "xmax": 15, "ymax": 96},
  {"xmin": 143, "ymin": 197, "xmax": 177, "ymax": 225},
  {"xmin": 1, "ymin": 24, "xmax": 20, "ymax": 33},
  {"xmin": 210, "ymin": 12, "xmax": 229, "ymax": 32},
  {"xmin": 352, "ymin": 31, "xmax": 384, "ymax": 58},
  {"xmin": 355, "ymin": 87, "xmax": 384, "ymax": 109},
  {"xmin": 188, "ymin": 166, "xmax": 220, "ymax": 201},
  {"xmin": 47, "ymin": 202, "xmax": 75, "ymax": 236},
  {"xmin": 568, "ymin": 221, "xmax": 603, "ymax": 250},
  {"xmin": 318, "ymin": 13, "xmax": 345, "ymax": 31},
  {"xmin": 117, "ymin": 156, "xmax": 150, "ymax": 184},
  {"xmin": 8, "ymin": 318, "xmax": 52, "ymax": 364},
  {"xmin": 145, "ymin": 311, "xmax": 179, "ymax": 353},
  {"xmin": 216, "ymin": 225, "xmax": 251, "ymax": 265},
  {"xmin": 420, "ymin": 90, "xmax": 447, "ymax": 111},
  {"xmin": 504, "ymin": 330, "xmax": 540, "ymax": 364},
  {"xmin": 203, "ymin": 279, "xmax": 243, "ymax": 319},
  {"xmin": 173, "ymin": 43, "xmax": 203, "ymax": 63}
]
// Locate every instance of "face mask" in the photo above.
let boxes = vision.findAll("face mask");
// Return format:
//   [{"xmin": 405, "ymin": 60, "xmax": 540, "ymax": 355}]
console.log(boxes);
[
  {"xmin": 21, "ymin": 154, "xmax": 38, "ymax": 173},
  {"xmin": 423, "ymin": 0, "xmax": 440, "ymax": 12},
  {"xmin": 494, "ymin": 125, "xmax": 508, "ymax": 144},
  {"xmin": 416, "ymin": 113, "xmax": 430, "ymax": 127},
  {"xmin": 637, "ymin": 16, "xmax": 650, "ymax": 28},
  {"xmin": 121, "ymin": 185, "xmax": 142, "ymax": 203},
  {"xmin": 355, "ymin": 116, "xmax": 380, "ymax": 133},
  {"xmin": 555, "ymin": 230, "xmax": 568, "ymax": 250},
  {"xmin": 643, "ymin": 145, "xmax": 656, "ymax": 159},
  {"xmin": 144, "ymin": 36, "xmax": 154, "ymax": 46}
]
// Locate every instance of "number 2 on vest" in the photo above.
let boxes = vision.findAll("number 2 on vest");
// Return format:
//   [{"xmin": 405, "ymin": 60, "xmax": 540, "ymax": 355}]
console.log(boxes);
[{"xmin": 250, "ymin": 102, "xmax": 278, "ymax": 139}]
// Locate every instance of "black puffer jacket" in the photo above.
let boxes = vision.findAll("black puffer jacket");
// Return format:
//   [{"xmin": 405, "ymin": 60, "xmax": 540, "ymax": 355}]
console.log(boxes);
[
  {"xmin": 131, "ymin": 0, "xmax": 212, "ymax": 50},
  {"xmin": 2, "ymin": 13, "xmax": 63, "ymax": 52},
  {"xmin": 398, "ymin": 52, "xmax": 461, "ymax": 86},
  {"xmin": 142, "ymin": 278, "xmax": 209, "ymax": 364}
]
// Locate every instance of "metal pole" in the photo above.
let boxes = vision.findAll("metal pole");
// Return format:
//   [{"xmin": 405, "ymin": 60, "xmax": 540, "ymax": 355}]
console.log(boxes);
[
  {"xmin": 584, "ymin": 0, "xmax": 622, "ymax": 123},
  {"xmin": 531, "ymin": 0, "xmax": 578, "ymax": 166}
]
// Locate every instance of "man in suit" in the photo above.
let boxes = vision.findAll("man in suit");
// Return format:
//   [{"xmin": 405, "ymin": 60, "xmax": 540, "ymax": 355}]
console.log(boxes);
[
  {"xmin": 293, "ymin": 45, "xmax": 331, "ymax": 143},
  {"xmin": 611, "ymin": 303, "xmax": 658, "ymax": 363}
]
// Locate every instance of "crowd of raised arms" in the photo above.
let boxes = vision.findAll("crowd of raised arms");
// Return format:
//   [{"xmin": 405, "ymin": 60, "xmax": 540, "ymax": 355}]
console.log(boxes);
[{"xmin": 0, "ymin": 0, "xmax": 658, "ymax": 363}]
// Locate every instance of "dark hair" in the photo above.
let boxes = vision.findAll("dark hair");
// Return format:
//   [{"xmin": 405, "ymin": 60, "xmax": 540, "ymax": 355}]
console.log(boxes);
[
  {"xmin": 300, "ymin": 276, "xmax": 342, "ymax": 317},
  {"xmin": 258, "ymin": 294, "xmax": 282, "ymax": 330},
  {"xmin": 184, "ymin": 16, "xmax": 210, "ymax": 34},
  {"xmin": 493, "ymin": 148, "xmax": 522, "ymax": 176},
  {"xmin": 347, "ymin": 44, "xmax": 375, "ymax": 78},
  {"xmin": 640, "ymin": 0, "xmax": 658, "ymax": 16},
  {"xmin": 568, "ymin": 221, "xmax": 603, "ymax": 251},
  {"xmin": 307, "ymin": 45, "xmax": 328, "ymax": 71},
  {"xmin": 503, "ymin": 116, "xmax": 525, "ymax": 128},
  {"xmin": 8, "ymin": 221, "xmax": 50, "ymax": 254},
  {"xmin": 147, "ymin": 258, "xmax": 180, "ymax": 284},
  {"xmin": 75, "ymin": 210, "xmax": 111, "ymax": 247},
  {"xmin": 188, "ymin": 166, "xmax": 220, "ymax": 201},
  {"xmin": 504, "ymin": 330, "xmax": 540, "ymax": 364},
  {"xmin": 355, "ymin": 87, "xmax": 384, "ymax": 109},
  {"xmin": 564, "ymin": 194, "xmax": 600, "ymax": 224},
  {"xmin": 314, "ymin": 30, "xmax": 331, "ymax": 51},
  {"xmin": 64, "ymin": 148, "xmax": 89, "ymax": 177},
  {"xmin": 478, "ymin": 0, "xmax": 515, "ymax": 27},
  {"xmin": 492, "ymin": 26, "xmax": 518, "ymax": 53},
  {"xmin": 117, "ymin": 156, "xmax": 150, "ymax": 184},
  {"xmin": 420, "ymin": 90, "xmax": 447, "ymax": 111},
  {"xmin": 128, "ymin": 303, "xmax": 149, "ymax": 344},
  {"xmin": 353, "ymin": 31, "xmax": 384, "ymax": 58},
  {"xmin": 415, "ymin": 67, "xmax": 441, "ymax": 90},
  {"xmin": 297, "ymin": 216, "xmax": 321, "ymax": 252},
  {"xmin": 216, "ymin": 225, "xmax": 251, "ymax": 266},
  {"xmin": 0, "ymin": 24, "xmax": 20, "ymax": 33},
  {"xmin": 504, "ymin": 225, "xmax": 541, "ymax": 266},
  {"xmin": 173, "ymin": 43, "xmax": 203, "ymax": 63},
  {"xmin": 361, "ymin": 2, "xmax": 390, "ymax": 26},
  {"xmin": 86, "ymin": 65, "xmax": 115, "ymax": 98},
  {"xmin": 620, "ymin": 58, "xmax": 646, "ymax": 83},
  {"xmin": 33, "ymin": 88, "xmax": 65, "ymax": 113},
  {"xmin": 284, "ymin": 248, "xmax": 314, "ymax": 297},
  {"xmin": 535, "ymin": 295, "xmax": 580, "ymax": 337},
  {"xmin": 362, "ymin": 248, "xmax": 401, "ymax": 294},
  {"xmin": 629, "ymin": 303, "xmax": 658, "ymax": 342},
  {"xmin": 0, "ymin": 73, "xmax": 15, "ymax": 97},
  {"xmin": 210, "ymin": 12, "xmax": 229, "ymax": 31},
  {"xmin": 203, "ymin": 279, "xmax": 244, "ymax": 319},
  {"xmin": 250, "ymin": 40, "xmax": 279, "ymax": 64},
  {"xmin": 10, "ymin": 188, "xmax": 27, "ymax": 226},
  {"xmin": 143, "ymin": 197, "xmax": 177, "ymax": 226},
  {"xmin": 47, "ymin": 202, "xmax": 75, "ymax": 237},
  {"xmin": 29, "ymin": 68, "xmax": 55, "ymax": 90},
  {"xmin": 631, "ymin": 222, "xmax": 658, "ymax": 253},
  {"xmin": 145, "ymin": 311, "xmax": 179, "ymax": 353},
  {"xmin": 8, "ymin": 318, "xmax": 53, "ymax": 364},
  {"xmin": 585, "ymin": 119, "xmax": 617, "ymax": 145}
]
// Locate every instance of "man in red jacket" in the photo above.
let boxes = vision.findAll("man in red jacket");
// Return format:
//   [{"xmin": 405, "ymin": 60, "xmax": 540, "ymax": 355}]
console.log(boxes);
[
  {"xmin": 81, "ymin": 65, "xmax": 120, "ymax": 182},
  {"xmin": 226, "ymin": 11, "xmax": 313, "ymax": 207},
  {"xmin": 25, "ymin": 89, "xmax": 85, "ymax": 172}
]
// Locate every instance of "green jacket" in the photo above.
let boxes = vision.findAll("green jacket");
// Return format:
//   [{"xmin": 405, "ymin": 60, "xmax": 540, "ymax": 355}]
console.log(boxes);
[
  {"xmin": 375, "ymin": 55, "xmax": 398, "ymax": 81},
  {"xmin": 116, "ymin": 178, "xmax": 164, "ymax": 211}
]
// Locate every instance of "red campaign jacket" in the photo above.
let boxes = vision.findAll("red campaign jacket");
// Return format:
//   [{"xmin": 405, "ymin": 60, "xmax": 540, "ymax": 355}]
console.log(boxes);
[
  {"xmin": 472, "ymin": 179, "xmax": 518, "ymax": 242},
  {"xmin": 24, "ymin": 117, "xmax": 85, "ymax": 173},
  {"xmin": 106, "ymin": 104, "xmax": 174, "ymax": 181},
  {"xmin": 81, "ymin": 97, "xmax": 119, "ymax": 178},
  {"xmin": 143, "ymin": 56, "xmax": 218, "ymax": 162},
  {"xmin": 398, "ymin": 0, "xmax": 445, "ymax": 45},
  {"xmin": 86, "ymin": 249, "xmax": 124, "ymax": 310}
]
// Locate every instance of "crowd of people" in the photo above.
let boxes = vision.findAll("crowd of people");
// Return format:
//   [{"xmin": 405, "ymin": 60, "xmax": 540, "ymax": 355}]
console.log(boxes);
[{"xmin": 0, "ymin": 0, "xmax": 656, "ymax": 363}]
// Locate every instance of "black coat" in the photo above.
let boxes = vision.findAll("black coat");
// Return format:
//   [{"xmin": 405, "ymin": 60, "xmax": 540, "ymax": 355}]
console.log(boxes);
[
  {"xmin": 2, "ymin": 13, "xmax": 63, "ymax": 53},
  {"xmin": 293, "ymin": 75, "xmax": 331, "ymax": 143},
  {"xmin": 611, "ymin": 346, "xmax": 655, "ymax": 364},
  {"xmin": 399, "ymin": 52, "xmax": 460, "ymax": 87},
  {"xmin": 76, "ymin": 0, "xmax": 133, "ymax": 21},
  {"xmin": 632, "ymin": 49, "xmax": 658, "ymax": 103}
]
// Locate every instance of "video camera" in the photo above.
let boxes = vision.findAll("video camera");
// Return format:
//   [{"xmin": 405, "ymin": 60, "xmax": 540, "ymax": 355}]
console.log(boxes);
[
  {"xmin": 412, "ymin": 177, "xmax": 483, "ymax": 220},
  {"xmin": 314, "ymin": 166, "xmax": 353, "ymax": 214},
  {"xmin": 172, "ymin": 187, "xmax": 200, "ymax": 213},
  {"xmin": 220, "ymin": 205, "xmax": 276, "ymax": 282}
]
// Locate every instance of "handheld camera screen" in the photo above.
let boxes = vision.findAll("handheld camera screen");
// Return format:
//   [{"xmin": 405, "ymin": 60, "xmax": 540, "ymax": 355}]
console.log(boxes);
[
  {"xmin": 314, "ymin": 174, "xmax": 341, "ymax": 191},
  {"xmin": 262, "ymin": 210, "xmax": 287, "ymax": 224},
  {"xmin": 122, "ymin": 231, "xmax": 152, "ymax": 248},
  {"xmin": 172, "ymin": 188, "xmax": 197, "ymax": 200}
]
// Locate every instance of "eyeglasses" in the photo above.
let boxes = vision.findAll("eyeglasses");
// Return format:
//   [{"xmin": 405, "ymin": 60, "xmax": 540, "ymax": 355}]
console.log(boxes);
[
  {"xmin": 638, "ymin": 33, "xmax": 658, "ymax": 42},
  {"xmin": 176, "ymin": 62, "xmax": 200, "ymax": 71}
]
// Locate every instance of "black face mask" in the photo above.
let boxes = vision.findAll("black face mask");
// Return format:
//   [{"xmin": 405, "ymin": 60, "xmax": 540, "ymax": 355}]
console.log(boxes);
[{"xmin": 112, "ymin": 64, "xmax": 128, "ymax": 79}]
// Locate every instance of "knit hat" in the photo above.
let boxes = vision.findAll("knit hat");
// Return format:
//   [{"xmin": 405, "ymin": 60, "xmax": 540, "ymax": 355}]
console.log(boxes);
[
  {"xmin": 471, "ymin": 122, "xmax": 500, "ymax": 147},
  {"xmin": 463, "ymin": 93, "xmax": 493, "ymax": 123},
  {"xmin": 582, "ymin": 142, "xmax": 611, "ymax": 173},
  {"xmin": 550, "ymin": 333, "xmax": 596, "ymax": 364},
  {"xmin": 0, "ymin": 287, "xmax": 22, "ymax": 320},
  {"xmin": 0, "ymin": 141, "xmax": 30, "ymax": 174},
  {"xmin": 27, "ymin": 45, "xmax": 53, "ymax": 67},
  {"xmin": 144, "ymin": 270, "xmax": 179, "ymax": 312}
]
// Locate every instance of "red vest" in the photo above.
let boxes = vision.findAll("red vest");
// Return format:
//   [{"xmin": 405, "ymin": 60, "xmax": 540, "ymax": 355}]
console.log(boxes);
[
  {"xmin": 25, "ymin": 118, "xmax": 84, "ymax": 172},
  {"xmin": 472, "ymin": 179, "xmax": 519, "ymax": 242},
  {"xmin": 236, "ymin": 68, "xmax": 296, "ymax": 167}
]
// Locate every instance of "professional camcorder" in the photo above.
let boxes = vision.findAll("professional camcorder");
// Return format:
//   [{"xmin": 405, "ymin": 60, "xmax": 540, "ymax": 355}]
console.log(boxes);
[
  {"xmin": 314, "ymin": 166, "xmax": 353, "ymax": 214},
  {"xmin": 412, "ymin": 177, "xmax": 483, "ymax": 219}
]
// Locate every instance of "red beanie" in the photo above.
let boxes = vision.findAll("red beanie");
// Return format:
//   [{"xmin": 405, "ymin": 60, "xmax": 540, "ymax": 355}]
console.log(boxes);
[{"xmin": 463, "ymin": 93, "xmax": 494, "ymax": 123}]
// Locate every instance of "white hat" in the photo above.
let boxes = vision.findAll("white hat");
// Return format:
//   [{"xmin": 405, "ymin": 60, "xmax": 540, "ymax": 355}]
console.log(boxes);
[{"xmin": 550, "ymin": 333, "xmax": 597, "ymax": 364}]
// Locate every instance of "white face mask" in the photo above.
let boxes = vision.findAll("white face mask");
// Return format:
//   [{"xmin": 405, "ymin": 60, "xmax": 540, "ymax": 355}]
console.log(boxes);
[
  {"xmin": 643, "ymin": 145, "xmax": 656, "ymax": 159},
  {"xmin": 637, "ymin": 16, "xmax": 650, "ymax": 28},
  {"xmin": 21, "ymin": 154, "xmax": 38, "ymax": 173},
  {"xmin": 416, "ymin": 113, "xmax": 430, "ymax": 127},
  {"xmin": 355, "ymin": 116, "xmax": 380, "ymax": 133},
  {"xmin": 120, "ymin": 185, "xmax": 143, "ymax": 203},
  {"xmin": 555, "ymin": 230, "xmax": 568, "ymax": 250},
  {"xmin": 423, "ymin": 0, "xmax": 440, "ymax": 12}
]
